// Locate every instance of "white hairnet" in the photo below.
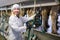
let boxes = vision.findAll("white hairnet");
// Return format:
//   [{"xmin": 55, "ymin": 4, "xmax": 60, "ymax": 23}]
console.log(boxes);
[{"xmin": 11, "ymin": 4, "xmax": 20, "ymax": 11}]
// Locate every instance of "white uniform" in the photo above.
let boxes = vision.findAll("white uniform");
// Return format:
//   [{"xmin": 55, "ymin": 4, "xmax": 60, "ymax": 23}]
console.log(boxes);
[
  {"xmin": 8, "ymin": 14, "xmax": 35, "ymax": 40},
  {"xmin": 47, "ymin": 15, "xmax": 52, "ymax": 33}
]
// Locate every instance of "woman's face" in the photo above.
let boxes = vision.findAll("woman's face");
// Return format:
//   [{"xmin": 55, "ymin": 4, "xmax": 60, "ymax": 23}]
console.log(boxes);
[{"xmin": 13, "ymin": 8, "xmax": 20, "ymax": 15}]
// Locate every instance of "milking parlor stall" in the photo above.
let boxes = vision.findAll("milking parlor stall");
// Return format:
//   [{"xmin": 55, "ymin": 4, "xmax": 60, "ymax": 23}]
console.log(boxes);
[{"xmin": 0, "ymin": 0, "xmax": 60, "ymax": 40}]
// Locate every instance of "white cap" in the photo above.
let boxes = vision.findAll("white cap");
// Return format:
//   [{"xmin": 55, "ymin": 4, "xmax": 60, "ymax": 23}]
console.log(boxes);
[{"xmin": 11, "ymin": 4, "xmax": 20, "ymax": 11}]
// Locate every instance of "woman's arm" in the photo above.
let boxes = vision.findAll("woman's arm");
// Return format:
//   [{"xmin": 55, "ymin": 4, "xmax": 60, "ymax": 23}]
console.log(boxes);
[{"xmin": 22, "ymin": 14, "xmax": 36, "ymax": 23}]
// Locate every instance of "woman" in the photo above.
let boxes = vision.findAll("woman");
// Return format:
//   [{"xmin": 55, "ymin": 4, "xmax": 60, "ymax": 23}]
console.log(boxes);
[{"xmin": 8, "ymin": 4, "xmax": 35, "ymax": 40}]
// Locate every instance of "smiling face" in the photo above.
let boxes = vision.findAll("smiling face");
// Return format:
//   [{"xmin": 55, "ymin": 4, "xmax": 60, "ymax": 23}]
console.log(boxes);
[
  {"xmin": 12, "ymin": 8, "xmax": 20, "ymax": 15},
  {"xmin": 11, "ymin": 4, "xmax": 20, "ymax": 16}
]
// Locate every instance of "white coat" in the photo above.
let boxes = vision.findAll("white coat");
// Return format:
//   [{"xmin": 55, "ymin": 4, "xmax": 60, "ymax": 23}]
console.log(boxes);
[
  {"xmin": 47, "ymin": 15, "xmax": 52, "ymax": 33},
  {"xmin": 8, "ymin": 14, "xmax": 35, "ymax": 40}
]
